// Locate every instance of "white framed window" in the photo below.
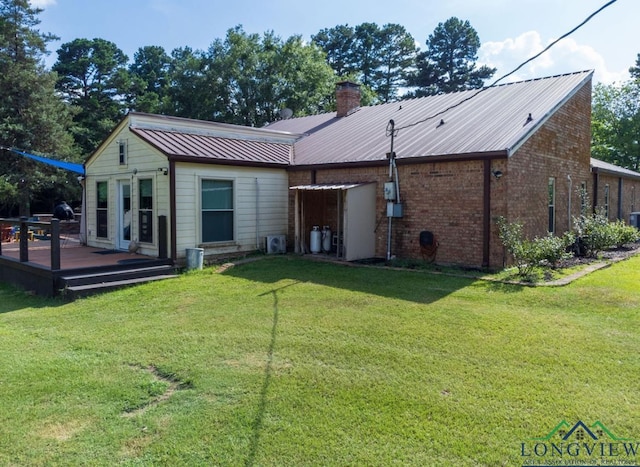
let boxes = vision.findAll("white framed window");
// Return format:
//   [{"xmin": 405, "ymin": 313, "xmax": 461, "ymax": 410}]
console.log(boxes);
[
  {"xmin": 138, "ymin": 178, "xmax": 153, "ymax": 243},
  {"xmin": 201, "ymin": 179, "xmax": 234, "ymax": 243},
  {"xmin": 118, "ymin": 140, "xmax": 127, "ymax": 166},
  {"xmin": 96, "ymin": 180, "xmax": 109, "ymax": 238}
]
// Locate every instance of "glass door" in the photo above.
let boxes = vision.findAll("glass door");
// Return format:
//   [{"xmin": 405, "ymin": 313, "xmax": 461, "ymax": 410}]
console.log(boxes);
[{"xmin": 117, "ymin": 181, "xmax": 131, "ymax": 250}]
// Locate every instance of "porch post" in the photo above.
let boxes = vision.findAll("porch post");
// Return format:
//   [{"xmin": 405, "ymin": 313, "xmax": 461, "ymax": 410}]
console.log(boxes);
[
  {"xmin": 19, "ymin": 217, "xmax": 28, "ymax": 262},
  {"xmin": 294, "ymin": 190, "xmax": 300, "ymax": 253},
  {"xmin": 158, "ymin": 215, "xmax": 168, "ymax": 259},
  {"xmin": 50, "ymin": 219, "xmax": 61, "ymax": 271}
]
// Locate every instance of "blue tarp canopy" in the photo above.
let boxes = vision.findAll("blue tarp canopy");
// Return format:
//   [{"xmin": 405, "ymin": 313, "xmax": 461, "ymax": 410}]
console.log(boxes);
[{"xmin": 8, "ymin": 148, "xmax": 85, "ymax": 175}]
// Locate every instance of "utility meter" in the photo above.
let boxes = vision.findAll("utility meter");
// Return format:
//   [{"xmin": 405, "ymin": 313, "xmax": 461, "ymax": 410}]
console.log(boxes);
[{"xmin": 384, "ymin": 182, "xmax": 396, "ymax": 200}]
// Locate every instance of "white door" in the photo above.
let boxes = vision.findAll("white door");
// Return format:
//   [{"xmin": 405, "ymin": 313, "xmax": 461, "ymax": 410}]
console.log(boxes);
[{"xmin": 117, "ymin": 181, "xmax": 131, "ymax": 250}]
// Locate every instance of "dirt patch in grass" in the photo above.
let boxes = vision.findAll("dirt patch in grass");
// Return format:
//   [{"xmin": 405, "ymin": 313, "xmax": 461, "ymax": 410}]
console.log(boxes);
[{"xmin": 122, "ymin": 365, "xmax": 191, "ymax": 418}]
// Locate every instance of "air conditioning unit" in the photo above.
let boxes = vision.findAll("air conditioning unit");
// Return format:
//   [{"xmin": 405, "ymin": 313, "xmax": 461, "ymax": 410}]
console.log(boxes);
[
  {"xmin": 630, "ymin": 212, "xmax": 640, "ymax": 229},
  {"xmin": 266, "ymin": 235, "xmax": 286, "ymax": 254}
]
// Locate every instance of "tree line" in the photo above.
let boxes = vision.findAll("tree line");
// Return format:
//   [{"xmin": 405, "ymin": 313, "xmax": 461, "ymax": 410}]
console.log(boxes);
[{"xmin": 0, "ymin": 0, "xmax": 639, "ymax": 216}]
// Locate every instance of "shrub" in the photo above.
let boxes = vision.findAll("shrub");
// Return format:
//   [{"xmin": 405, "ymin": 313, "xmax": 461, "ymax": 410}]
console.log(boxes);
[
  {"xmin": 535, "ymin": 232, "xmax": 575, "ymax": 268},
  {"xmin": 496, "ymin": 217, "xmax": 536, "ymax": 276},
  {"xmin": 610, "ymin": 219, "xmax": 640, "ymax": 247},
  {"xmin": 573, "ymin": 209, "xmax": 619, "ymax": 257}
]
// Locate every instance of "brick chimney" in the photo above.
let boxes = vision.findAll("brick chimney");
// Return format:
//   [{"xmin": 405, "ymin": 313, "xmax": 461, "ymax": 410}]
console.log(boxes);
[{"xmin": 336, "ymin": 81, "xmax": 361, "ymax": 117}]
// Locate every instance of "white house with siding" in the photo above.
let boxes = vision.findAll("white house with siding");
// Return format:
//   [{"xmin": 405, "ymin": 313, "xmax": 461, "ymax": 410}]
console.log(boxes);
[{"xmin": 84, "ymin": 113, "xmax": 297, "ymax": 262}]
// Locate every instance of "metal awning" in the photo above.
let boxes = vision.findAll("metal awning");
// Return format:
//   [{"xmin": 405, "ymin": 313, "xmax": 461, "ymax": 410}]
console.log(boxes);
[{"xmin": 290, "ymin": 183, "xmax": 372, "ymax": 190}]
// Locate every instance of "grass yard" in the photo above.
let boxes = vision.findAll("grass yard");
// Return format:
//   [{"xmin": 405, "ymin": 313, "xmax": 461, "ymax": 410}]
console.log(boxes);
[{"xmin": 0, "ymin": 255, "xmax": 639, "ymax": 465}]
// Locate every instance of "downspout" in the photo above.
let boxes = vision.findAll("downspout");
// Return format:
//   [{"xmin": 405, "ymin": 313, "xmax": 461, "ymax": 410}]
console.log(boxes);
[
  {"xmin": 255, "ymin": 178, "xmax": 260, "ymax": 250},
  {"xmin": 592, "ymin": 171, "xmax": 599, "ymax": 213},
  {"xmin": 169, "ymin": 159, "xmax": 177, "ymax": 262},
  {"xmin": 482, "ymin": 160, "xmax": 491, "ymax": 268},
  {"xmin": 617, "ymin": 177, "xmax": 623, "ymax": 220},
  {"xmin": 567, "ymin": 174, "xmax": 572, "ymax": 231}
]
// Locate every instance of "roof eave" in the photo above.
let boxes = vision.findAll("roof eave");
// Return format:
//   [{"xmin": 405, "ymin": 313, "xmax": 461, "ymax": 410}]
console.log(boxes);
[
  {"xmin": 288, "ymin": 150, "xmax": 509, "ymax": 171},
  {"xmin": 168, "ymin": 154, "xmax": 289, "ymax": 169}
]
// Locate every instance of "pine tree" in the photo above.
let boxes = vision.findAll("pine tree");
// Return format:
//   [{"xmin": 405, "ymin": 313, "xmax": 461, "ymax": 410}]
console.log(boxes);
[{"xmin": 0, "ymin": 0, "xmax": 77, "ymax": 216}]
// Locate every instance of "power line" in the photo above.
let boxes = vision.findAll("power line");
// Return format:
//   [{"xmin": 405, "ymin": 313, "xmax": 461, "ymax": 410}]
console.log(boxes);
[{"xmin": 394, "ymin": 0, "xmax": 618, "ymax": 134}]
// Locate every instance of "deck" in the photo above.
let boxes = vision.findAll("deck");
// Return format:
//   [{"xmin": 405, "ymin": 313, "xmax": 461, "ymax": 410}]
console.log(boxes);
[
  {"xmin": 0, "ymin": 219, "xmax": 175, "ymax": 297},
  {"xmin": 1, "ymin": 238, "xmax": 157, "ymax": 269}
]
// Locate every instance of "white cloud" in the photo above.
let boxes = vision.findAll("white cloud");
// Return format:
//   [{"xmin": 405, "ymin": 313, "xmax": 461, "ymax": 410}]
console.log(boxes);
[
  {"xmin": 29, "ymin": 0, "xmax": 56, "ymax": 7},
  {"xmin": 478, "ymin": 31, "xmax": 627, "ymax": 85}
]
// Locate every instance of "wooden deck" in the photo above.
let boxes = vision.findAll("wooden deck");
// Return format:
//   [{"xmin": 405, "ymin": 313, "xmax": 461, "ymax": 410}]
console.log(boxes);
[
  {"xmin": 0, "ymin": 236, "xmax": 175, "ymax": 297},
  {"xmin": 1, "ymin": 237, "xmax": 156, "ymax": 269}
]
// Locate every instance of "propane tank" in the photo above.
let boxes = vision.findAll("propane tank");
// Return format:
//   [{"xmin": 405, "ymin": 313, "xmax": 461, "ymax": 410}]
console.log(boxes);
[
  {"xmin": 310, "ymin": 226, "xmax": 321, "ymax": 253},
  {"xmin": 321, "ymin": 225, "xmax": 332, "ymax": 253}
]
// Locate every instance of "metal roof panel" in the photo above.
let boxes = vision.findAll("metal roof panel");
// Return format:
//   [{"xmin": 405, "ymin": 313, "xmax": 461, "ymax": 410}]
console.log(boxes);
[
  {"xmin": 131, "ymin": 127, "xmax": 292, "ymax": 166},
  {"xmin": 268, "ymin": 71, "xmax": 593, "ymax": 166}
]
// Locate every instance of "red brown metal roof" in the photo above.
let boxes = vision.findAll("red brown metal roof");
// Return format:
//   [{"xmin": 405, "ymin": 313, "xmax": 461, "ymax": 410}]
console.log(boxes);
[
  {"xmin": 131, "ymin": 127, "xmax": 292, "ymax": 166},
  {"xmin": 266, "ymin": 71, "xmax": 594, "ymax": 167}
]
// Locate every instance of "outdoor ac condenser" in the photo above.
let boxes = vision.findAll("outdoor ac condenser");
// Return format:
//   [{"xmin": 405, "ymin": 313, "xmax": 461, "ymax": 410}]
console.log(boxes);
[{"xmin": 266, "ymin": 235, "xmax": 286, "ymax": 254}]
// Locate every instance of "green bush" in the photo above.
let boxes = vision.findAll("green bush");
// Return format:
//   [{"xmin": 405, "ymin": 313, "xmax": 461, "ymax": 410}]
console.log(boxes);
[
  {"xmin": 496, "ymin": 217, "xmax": 537, "ymax": 277},
  {"xmin": 535, "ymin": 232, "xmax": 575, "ymax": 268},
  {"xmin": 573, "ymin": 209, "xmax": 627, "ymax": 257},
  {"xmin": 611, "ymin": 219, "xmax": 640, "ymax": 247}
]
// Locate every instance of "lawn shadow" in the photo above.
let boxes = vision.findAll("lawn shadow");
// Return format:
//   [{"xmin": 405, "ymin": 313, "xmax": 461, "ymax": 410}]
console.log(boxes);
[
  {"xmin": 220, "ymin": 256, "xmax": 499, "ymax": 305},
  {"xmin": 0, "ymin": 283, "xmax": 66, "ymax": 314},
  {"xmin": 245, "ymin": 283, "xmax": 297, "ymax": 466}
]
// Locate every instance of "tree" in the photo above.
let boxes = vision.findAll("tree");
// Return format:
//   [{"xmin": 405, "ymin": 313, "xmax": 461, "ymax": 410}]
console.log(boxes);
[
  {"xmin": 53, "ymin": 37, "xmax": 129, "ymax": 155},
  {"xmin": 311, "ymin": 25, "xmax": 355, "ymax": 77},
  {"xmin": 312, "ymin": 22, "xmax": 417, "ymax": 103},
  {"xmin": 629, "ymin": 53, "xmax": 640, "ymax": 79},
  {"xmin": 127, "ymin": 45, "xmax": 171, "ymax": 114},
  {"xmin": 377, "ymin": 24, "xmax": 416, "ymax": 102},
  {"xmin": 0, "ymin": 0, "xmax": 77, "ymax": 216},
  {"xmin": 591, "ymin": 80, "xmax": 640, "ymax": 171},
  {"xmin": 164, "ymin": 46, "xmax": 214, "ymax": 120},
  {"xmin": 203, "ymin": 26, "xmax": 335, "ymax": 127},
  {"xmin": 409, "ymin": 17, "xmax": 495, "ymax": 96}
]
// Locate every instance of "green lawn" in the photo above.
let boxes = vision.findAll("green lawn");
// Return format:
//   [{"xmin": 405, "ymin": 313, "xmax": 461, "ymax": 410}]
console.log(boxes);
[{"xmin": 0, "ymin": 255, "xmax": 639, "ymax": 466}]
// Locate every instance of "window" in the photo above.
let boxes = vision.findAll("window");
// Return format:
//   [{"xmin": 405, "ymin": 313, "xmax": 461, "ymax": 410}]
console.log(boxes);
[
  {"xmin": 202, "ymin": 179, "xmax": 233, "ymax": 242},
  {"xmin": 97, "ymin": 181, "xmax": 108, "ymax": 238},
  {"xmin": 604, "ymin": 184, "xmax": 610, "ymax": 219},
  {"xmin": 138, "ymin": 179, "xmax": 153, "ymax": 243},
  {"xmin": 548, "ymin": 177, "xmax": 555, "ymax": 234},
  {"xmin": 118, "ymin": 140, "xmax": 127, "ymax": 165}
]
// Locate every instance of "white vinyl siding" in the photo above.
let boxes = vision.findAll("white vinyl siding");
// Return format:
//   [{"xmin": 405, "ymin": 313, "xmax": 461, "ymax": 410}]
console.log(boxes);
[
  {"xmin": 174, "ymin": 162, "xmax": 288, "ymax": 258},
  {"xmin": 84, "ymin": 125, "xmax": 169, "ymax": 256}
]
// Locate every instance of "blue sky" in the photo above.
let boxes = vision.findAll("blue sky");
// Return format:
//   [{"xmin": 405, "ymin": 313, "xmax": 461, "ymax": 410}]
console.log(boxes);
[{"xmin": 32, "ymin": 0, "xmax": 636, "ymax": 85}]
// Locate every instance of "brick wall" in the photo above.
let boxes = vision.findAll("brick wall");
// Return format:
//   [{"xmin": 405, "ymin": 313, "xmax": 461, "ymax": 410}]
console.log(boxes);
[
  {"xmin": 287, "ymin": 78, "xmax": 595, "ymax": 269},
  {"xmin": 505, "ymin": 79, "xmax": 592, "ymax": 240},
  {"xmin": 593, "ymin": 172, "xmax": 640, "ymax": 222}
]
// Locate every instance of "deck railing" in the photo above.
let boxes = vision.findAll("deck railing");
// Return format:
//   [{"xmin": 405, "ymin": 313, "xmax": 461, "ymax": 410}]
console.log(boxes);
[{"xmin": 0, "ymin": 217, "xmax": 63, "ymax": 270}]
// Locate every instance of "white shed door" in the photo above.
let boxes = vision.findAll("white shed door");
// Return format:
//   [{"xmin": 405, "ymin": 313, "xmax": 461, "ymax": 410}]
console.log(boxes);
[{"xmin": 343, "ymin": 183, "xmax": 376, "ymax": 261}]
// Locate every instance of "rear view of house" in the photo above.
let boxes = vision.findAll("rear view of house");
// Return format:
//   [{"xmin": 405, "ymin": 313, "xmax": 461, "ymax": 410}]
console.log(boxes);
[{"xmin": 85, "ymin": 71, "xmax": 640, "ymax": 270}]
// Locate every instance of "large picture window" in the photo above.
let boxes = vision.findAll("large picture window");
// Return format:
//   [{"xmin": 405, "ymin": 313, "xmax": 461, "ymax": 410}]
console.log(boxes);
[
  {"xmin": 202, "ymin": 179, "xmax": 233, "ymax": 242},
  {"xmin": 138, "ymin": 178, "xmax": 153, "ymax": 243},
  {"xmin": 97, "ymin": 181, "xmax": 108, "ymax": 238}
]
